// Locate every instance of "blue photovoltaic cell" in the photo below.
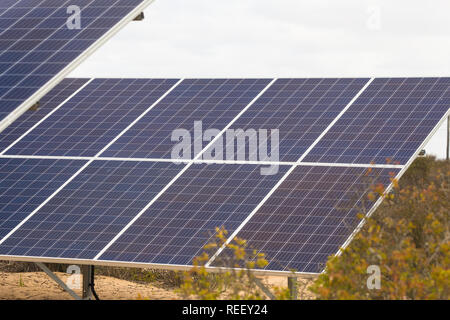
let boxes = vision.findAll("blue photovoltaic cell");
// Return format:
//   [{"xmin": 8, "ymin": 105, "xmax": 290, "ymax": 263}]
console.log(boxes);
[
  {"xmin": 205, "ymin": 78, "xmax": 369, "ymax": 162},
  {"xmin": 5, "ymin": 79, "xmax": 178, "ymax": 157},
  {"xmin": 0, "ymin": 158, "xmax": 86, "ymax": 239},
  {"xmin": 0, "ymin": 0, "xmax": 151, "ymax": 122},
  {"xmin": 0, "ymin": 160, "xmax": 181, "ymax": 259},
  {"xmin": 304, "ymin": 78, "xmax": 450, "ymax": 165},
  {"xmin": 101, "ymin": 79, "xmax": 271, "ymax": 159},
  {"xmin": 99, "ymin": 163, "xmax": 289, "ymax": 265},
  {"xmin": 213, "ymin": 166, "xmax": 399, "ymax": 273},
  {"xmin": 0, "ymin": 78, "xmax": 89, "ymax": 152}
]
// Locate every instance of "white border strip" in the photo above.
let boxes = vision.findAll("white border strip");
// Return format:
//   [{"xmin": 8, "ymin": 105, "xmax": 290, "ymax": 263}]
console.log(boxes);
[
  {"xmin": 0, "ymin": 155, "xmax": 94, "ymax": 161},
  {"xmin": 0, "ymin": 79, "xmax": 184, "ymax": 246},
  {"xmin": 0, "ymin": 0, "xmax": 156, "ymax": 134},
  {"xmin": 334, "ymin": 106, "xmax": 450, "ymax": 261},
  {"xmin": 297, "ymin": 161, "xmax": 402, "ymax": 169},
  {"xmin": 0, "ymin": 79, "xmax": 94, "ymax": 155},
  {"xmin": 0, "ymin": 154, "xmax": 404, "ymax": 169},
  {"xmin": 93, "ymin": 79, "xmax": 278, "ymax": 260},
  {"xmin": 0, "ymin": 255, "xmax": 318, "ymax": 277},
  {"xmin": 206, "ymin": 78, "xmax": 375, "ymax": 267}
]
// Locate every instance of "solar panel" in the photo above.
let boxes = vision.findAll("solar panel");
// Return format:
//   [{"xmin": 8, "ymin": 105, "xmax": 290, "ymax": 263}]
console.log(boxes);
[
  {"xmin": 0, "ymin": 160, "xmax": 181, "ymax": 259},
  {"xmin": 100, "ymin": 79, "xmax": 271, "ymax": 159},
  {"xmin": 304, "ymin": 78, "xmax": 450, "ymax": 164},
  {"xmin": 3, "ymin": 79, "xmax": 178, "ymax": 156},
  {"xmin": 0, "ymin": 77, "xmax": 447, "ymax": 276},
  {"xmin": 0, "ymin": 158, "xmax": 86, "ymax": 239},
  {"xmin": 98, "ymin": 163, "xmax": 290, "ymax": 265},
  {"xmin": 205, "ymin": 78, "xmax": 369, "ymax": 162},
  {"xmin": 210, "ymin": 165, "xmax": 400, "ymax": 273},
  {"xmin": 0, "ymin": 0, "xmax": 155, "ymax": 131},
  {"xmin": 0, "ymin": 78, "xmax": 89, "ymax": 151}
]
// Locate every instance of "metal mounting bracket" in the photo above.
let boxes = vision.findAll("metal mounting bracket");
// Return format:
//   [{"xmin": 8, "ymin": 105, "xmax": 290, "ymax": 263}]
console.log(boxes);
[
  {"xmin": 133, "ymin": 12, "xmax": 145, "ymax": 21},
  {"xmin": 254, "ymin": 277, "xmax": 276, "ymax": 300},
  {"xmin": 35, "ymin": 262, "xmax": 82, "ymax": 300}
]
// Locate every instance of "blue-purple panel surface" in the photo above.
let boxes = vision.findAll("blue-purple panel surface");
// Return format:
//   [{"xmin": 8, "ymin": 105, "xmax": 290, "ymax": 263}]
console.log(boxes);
[
  {"xmin": 304, "ymin": 78, "xmax": 450, "ymax": 164},
  {"xmin": 213, "ymin": 166, "xmax": 399, "ymax": 273},
  {"xmin": 205, "ymin": 78, "xmax": 369, "ymax": 162},
  {"xmin": 5, "ymin": 79, "xmax": 178, "ymax": 156},
  {"xmin": 101, "ymin": 79, "xmax": 271, "ymax": 159},
  {"xmin": 0, "ymin": 78, "xmax": 89, "ymax": 152},
  {"xmin": 0, "ymin": 160, "xmax": 181, "ymax": 259},
  {"xmin": 99, "ymin": 163, "xmax": 289, "ymax": 265},
  {"xmin": 0, "ymin": 157, "xmax": 86, "ymax": 239}
]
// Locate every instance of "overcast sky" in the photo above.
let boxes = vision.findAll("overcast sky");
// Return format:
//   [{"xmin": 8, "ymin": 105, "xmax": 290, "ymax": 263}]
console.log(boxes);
[{"xmin": 69, "ymin": 0, "xmax": 450, "ymax": 158}]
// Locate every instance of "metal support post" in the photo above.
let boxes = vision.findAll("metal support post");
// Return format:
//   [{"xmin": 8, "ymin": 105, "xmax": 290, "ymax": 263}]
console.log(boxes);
[
  {"xmin": 288, "ymin": 277, "xmax": 298, "ymax": 300},
  {"xmin": 447, "ymin": 115, "xmax": 449, "ymax": 161},
  {"xmin": 82, "ymin": 265, "xmax": 97, "ymax": 300}
]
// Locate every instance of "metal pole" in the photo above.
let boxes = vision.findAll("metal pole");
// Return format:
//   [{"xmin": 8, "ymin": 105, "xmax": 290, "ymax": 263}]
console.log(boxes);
[
  {"xmin": 447, "ymin": 115, "xmax": 449, "ymax": 161},
  {"xmin": 288, "ymin": 277, "xmax": 298, "ymax": 300},
  {"xmin": 82, "ymin": 265, "xmax": 93, "ymax": 300}
]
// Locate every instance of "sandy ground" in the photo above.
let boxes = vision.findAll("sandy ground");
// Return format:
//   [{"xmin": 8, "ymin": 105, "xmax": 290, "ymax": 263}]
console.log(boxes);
[
  {"xmin": 0, "ymin": 271, "xmax": 180, "ymax": 300},
  {"xmin": 0, "ymin": 271, "xmax": 316, "ymax": 300}
]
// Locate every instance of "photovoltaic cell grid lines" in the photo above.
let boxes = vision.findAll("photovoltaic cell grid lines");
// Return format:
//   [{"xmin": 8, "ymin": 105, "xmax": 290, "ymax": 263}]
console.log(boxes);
[
  {"xmin": 213, "ymin": 166, "xmax": 399, "ymax": 273},
  {"xmin": 304, "ymin": 78, "xmax": 450, "ymax": 164},
  {"xmin": 99, "ymin": 163, "xmax": 289, "ymax": 265},
  {"xmin": 101, "ymin": 79, "xmax": 271, "ymax": 159},
  {"xmin": 4, "ymin": 79, "xmax": 178, "ymax": 157},
  {"xmin": 0, "ymin": 161, "xmax": 181, "ymax": 259},
  {"xmin": 0, "ymin": 78, "xmax": 89, "ymax": 152},
  {"xmin": 0, "ymin": 0, "xmax": 150, "ymax": 122},
  {"xmin": 207, "ymin": 78, "xmax": 369, "ymax": 162},
  {"xmin": 0, "ymin": 158, "xmax": 86, "ymax": 239}
]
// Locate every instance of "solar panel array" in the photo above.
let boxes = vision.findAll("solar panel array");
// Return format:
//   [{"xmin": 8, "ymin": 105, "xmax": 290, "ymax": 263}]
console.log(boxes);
[
  {"xmin": 0, "ymin": 0, "xmax": 154, "ymax": 128},
  {"xmin": 0, "ymin": 77, "xmax": 448, "ymax": 274}
]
